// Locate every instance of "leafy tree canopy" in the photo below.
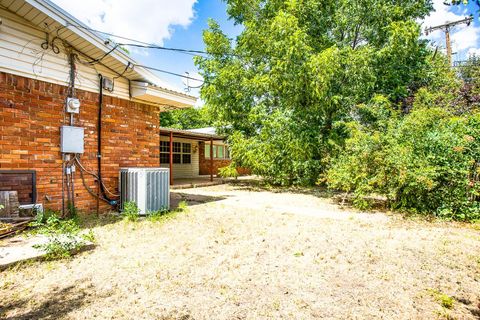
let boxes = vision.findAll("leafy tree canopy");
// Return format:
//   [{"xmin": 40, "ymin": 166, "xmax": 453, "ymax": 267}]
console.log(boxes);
[
  {"xmin": 160, "ymin": 106, "xmax": 212, "ymax": 129},
  {"xmin": 195, "ymin": 0, "xmax": 480, "ymax": 219},
  {"xmin": 195, "ymin": 0, "xmax": 442, "ymax": 179}
]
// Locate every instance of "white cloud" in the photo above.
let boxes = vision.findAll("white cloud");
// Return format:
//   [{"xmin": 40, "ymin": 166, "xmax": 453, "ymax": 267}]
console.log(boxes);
[
  {"xmin": 421, "ymin": 0, "xmax": 479, "ymax": 60},
  {"xmin": 467, "ymin": 47, "xmax": 480, "ymax": 57},
  {"xmin": 451, "ymin": 25, "xmax": 479, "ymax": 52},
  {"xmin": 51, "ymin": 0, "xmax": 197, "ymax": 45}
]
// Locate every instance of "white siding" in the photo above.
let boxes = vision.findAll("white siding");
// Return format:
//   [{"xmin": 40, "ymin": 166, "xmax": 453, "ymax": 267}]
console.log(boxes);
[
  {"xmin": 0, "ymin": 7, "xmax": 131, "ymax": 99},
  {"xmin": 159, "ymin": 136, "xmax": 200, "ymax": 179}
]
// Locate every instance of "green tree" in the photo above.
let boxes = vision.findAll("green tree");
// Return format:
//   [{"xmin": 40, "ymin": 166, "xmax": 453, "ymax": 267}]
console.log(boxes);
[
  {"xmin": 160, "ymin": 106, "xmax": 212, "ymax": 129},
  {"xmin": 327, "ymin": 88, "xmax": 480, "ymax": 220},
  {"xmin": 195, "ymin": 0, "xmax": 441, "ymax": 184}
]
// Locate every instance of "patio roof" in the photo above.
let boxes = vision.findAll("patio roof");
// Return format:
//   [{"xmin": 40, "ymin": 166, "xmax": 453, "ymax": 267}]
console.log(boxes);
[{"xmin": 159, "ymin": 127, "xmax": 225, "ymax": 141}]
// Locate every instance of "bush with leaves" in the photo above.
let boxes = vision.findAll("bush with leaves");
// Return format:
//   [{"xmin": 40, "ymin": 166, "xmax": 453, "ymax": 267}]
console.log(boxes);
[
  {"xmin": 33, "ymin": 213, "xmax": 94, "ymax": 260},
  {"xmin": 218, "ymin": 164, "xmax": 239, "ymax": 179},
  {"xmin": 122, "ymin": 201, "xmax": 140, "ymax": 222},
  {"xmin": 195, "ymin": 0, "xmax": 442, "ymax": 186},
  {"xmin": 228, "ymin": 111, "xmax": 323, "ymax": 186},
  {"xmin": 327, "ymin": 92, "xmax": 480, "ymax": 220}
]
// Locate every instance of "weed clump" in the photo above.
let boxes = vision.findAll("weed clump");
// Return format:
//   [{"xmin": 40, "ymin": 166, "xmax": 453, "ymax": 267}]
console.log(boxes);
[
  {"xmin": 31, "ymin": 211, "xmax": 95, "ymax": 260},
  {"xmin": 122, "ymin": 201, "xmax": 140, "ymax": 222}
]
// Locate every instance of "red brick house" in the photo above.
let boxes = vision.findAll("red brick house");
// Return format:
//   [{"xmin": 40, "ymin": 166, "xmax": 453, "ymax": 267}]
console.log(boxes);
[
  {"xmin": 158, "ymin": 127, "xmax": 230, "ymax": 183},
  {"xmin": 0, "ymin": 0, "xmax": 196, "ymax": 214},
  {"xmin": 158, "ymin": 127, "xmax": 250, "ymax": 185},
  {"xmin": 187, "ymin": 127, "xmax": 234, "ymax": 176}
]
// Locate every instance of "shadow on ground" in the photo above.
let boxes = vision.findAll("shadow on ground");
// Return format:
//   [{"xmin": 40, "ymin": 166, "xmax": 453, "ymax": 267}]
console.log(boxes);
[
  {"xmin": 0, "ymin": 280, "xmax": 98, "ymax": 320},
  {"xmin": 170, "ymin": 192, "xmax": 229, "ymax": 209},
  {"xmin": 227, "ymin": 178, "xmax": 335, "ymax": 199},
  {"xmin": 226, "ymin": 179, "xmax": 395, "ymax": 211},
  {"xmin": 76, "ymin": 213, "xmax": 121, "ymax": 230}
]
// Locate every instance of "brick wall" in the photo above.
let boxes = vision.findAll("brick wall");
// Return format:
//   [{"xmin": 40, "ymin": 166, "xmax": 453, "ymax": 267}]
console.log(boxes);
[
  {"xmin": 0, "ymin": 72, "xmax": 161, "ymax": 213},
  {"xmin": 0, "ymin": 171, "xmax": 35, "ymax": 205}
]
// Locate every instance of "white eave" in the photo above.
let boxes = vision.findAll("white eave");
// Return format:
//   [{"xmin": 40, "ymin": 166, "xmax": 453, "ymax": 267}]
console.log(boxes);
[
  {"xmin": 130, "ymin": 81, "xmax": 196, "ymax": 108},
  {"xmin": 2, "ymin": 0, "xmax": 197, "ymax": 108}
]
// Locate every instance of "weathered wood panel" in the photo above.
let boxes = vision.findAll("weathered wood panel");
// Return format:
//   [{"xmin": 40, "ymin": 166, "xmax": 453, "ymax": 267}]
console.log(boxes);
[{"xmin": 0, "ymin": 191, "xmax": 20, "ymax": 217}]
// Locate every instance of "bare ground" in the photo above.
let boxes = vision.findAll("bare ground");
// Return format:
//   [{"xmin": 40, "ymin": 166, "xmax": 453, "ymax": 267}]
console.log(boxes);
[{"xmin": 1, "ymin": 182, "xmax": 480, "ymax": 320}]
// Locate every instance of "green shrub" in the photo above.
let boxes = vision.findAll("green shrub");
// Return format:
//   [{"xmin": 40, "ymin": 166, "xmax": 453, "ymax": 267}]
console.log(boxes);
[
  {"xmin": 218, "ymin": 165, "xmax": 239, "ymax": 179},
  {"xmin": 327, "ymin": 103, "xmax": 480, "ymax": 221},
  {"xmin": 33, "ymin": 214, "xmax": 94, "ymax": 260},
  {"xmin": 122, "ymin": 201, "xmax": 140, "ymax": 222},
  {"xmin": 177, "ymin": 200, "xmax": 188, "ymax": 212},
  {"xmin": 146, "ymin": 208, "xmax": 169, "ymax": 221},
  {"xmin": 32, "ymin": 208, "xmax": 61, "ymax": 226},
  {"xmin": 228, "ymin": 112, "xmax": 324, "ymax": 186}
]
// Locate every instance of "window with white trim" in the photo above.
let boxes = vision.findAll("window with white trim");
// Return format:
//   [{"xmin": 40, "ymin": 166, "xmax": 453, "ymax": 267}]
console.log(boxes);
[
  {"xmin": 205, "ymin": 144, "xmax": 230, "ymax": 159},
  {"xmin": 160, "ymin": 141, "xmax": 192, "ymax": 164}
]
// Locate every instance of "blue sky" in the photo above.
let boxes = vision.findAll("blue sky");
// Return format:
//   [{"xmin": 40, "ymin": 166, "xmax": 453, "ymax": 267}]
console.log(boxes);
[
  {"xmin": 52, "ymin": 0, "xmax": 479, "ymax": 99},
  {"xmin": 133, "ymin": 1, "xmax": 242, "ymax": 94},
  {"xmin": 52, "ymin": 0, "xmax": 240, "ymax": 99},
  {"xmin": 423, "ymin": 0, "xmax": 480, "ymax": 61}
]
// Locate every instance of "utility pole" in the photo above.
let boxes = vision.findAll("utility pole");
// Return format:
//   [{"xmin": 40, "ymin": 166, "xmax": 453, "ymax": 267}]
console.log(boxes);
[{"xmin": 425, "ymin": 15, "xmax": 473, "ymax": 66}]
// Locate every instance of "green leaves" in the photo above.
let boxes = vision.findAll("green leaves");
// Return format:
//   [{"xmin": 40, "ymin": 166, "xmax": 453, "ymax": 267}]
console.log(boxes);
[
  {"xmin": 160, "ymin": 106, "xmax": 212, "ymax": 130},
  {"xmin": 327, "ymin": 96, "xmax": 480, "ymax": 221},
  {"xmin": 194, "ymin": 0, "xmax": 462, "ymax": 200}
]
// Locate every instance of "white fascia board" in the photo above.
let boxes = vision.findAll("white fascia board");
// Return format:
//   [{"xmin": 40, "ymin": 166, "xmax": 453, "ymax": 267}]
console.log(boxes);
[
  {"xmin": 26, "ymin": 0, "xmax": 184, "ymax": 93},
  {"xmin": 130, "ymin": 81, "xmax": 197, "ymax": 108},
  {"xmin": 26, "ymin": 0, "xmax": 133, "ymax": 67}
]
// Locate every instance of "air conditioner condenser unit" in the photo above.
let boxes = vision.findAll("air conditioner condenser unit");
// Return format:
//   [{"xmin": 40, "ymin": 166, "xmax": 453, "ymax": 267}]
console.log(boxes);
[{"xmin": 119, "ymin": 168, "xmax": 170, "ymax": 214}]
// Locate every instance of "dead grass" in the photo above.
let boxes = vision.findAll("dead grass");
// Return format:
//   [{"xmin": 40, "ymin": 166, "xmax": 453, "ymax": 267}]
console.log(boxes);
[{"xmin": 1, "ymin": 183, "xmax": 480, "ymax": 319}]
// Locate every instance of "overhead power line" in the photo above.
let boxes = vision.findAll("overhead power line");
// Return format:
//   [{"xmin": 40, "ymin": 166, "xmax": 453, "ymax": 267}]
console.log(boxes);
[
  {"xmin": 133, "ymin": 64, "xmax": 204, "ymax": 82},
  {"xmin": 65, "ymin": 22, "xmax": 210, "ymax": 57},
  {"xmin": 425, "ymin": 16, "xmax": 473, "ymax": 66},
  {"xmin": 58, "ymin": 17, "xmax": 475, "ymax": 85}
]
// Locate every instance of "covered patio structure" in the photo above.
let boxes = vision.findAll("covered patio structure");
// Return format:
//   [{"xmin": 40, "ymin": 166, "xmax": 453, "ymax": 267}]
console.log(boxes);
[{"xmin": 159, "ymin": 128, "xmax": 226, "ymax": 186}]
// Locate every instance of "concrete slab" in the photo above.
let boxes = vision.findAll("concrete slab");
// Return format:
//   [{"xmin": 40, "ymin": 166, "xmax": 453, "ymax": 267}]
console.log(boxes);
[{"xmin": 0, "ymin": 234, "xmax": 94, "ymax": 270}]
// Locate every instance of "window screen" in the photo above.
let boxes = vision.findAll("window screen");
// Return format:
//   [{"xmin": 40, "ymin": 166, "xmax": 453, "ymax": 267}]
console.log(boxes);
[
  {"xmin": 173, "ymin": 142, "xmax": 181, "ymax": 153},
  {"xmin": 160, "ymin": 141, "xmax": 170, "ymax": 152},
  {"xmin": 217, "ymin": 146, "xmax": 224, "ymax": 158},
  {"xmin": 205, "ymin": 144, "xmax": 211, "ymax": 158},
  {"xmin": 182, "ymin": 154, "xmax": 191, "ymax": 164},
  {"xmin": 173, "ymin": 154, "xmax": 181, "ymax": 164},
  {"xmin": 160, "ymin": 153, "xmax": 170, "ymax": 164},
  {"xmin": 182, "ymin": 143, "xmax": 191, "ymax": 153}
]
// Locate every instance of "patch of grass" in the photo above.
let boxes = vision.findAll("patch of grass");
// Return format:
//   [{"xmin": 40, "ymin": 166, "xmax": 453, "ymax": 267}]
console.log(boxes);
[
  {"xmin": 145, "ymin": 201, "xmax": 188, "ymax": 223},
  {"xmin": 472, "ymin": 221, "xmax": 480, "ymax": 231},
  {"xmin": 122, "ymin": 201, "xmax": 140, "ymax": 222},
  {"xmin": 0, "ymin": 280, "xmax": 14, "ymax": 290},
  {"xmin": 32, "ymin": 214, "xmax": 95, "ymax": 260},
  {"xmin": 76, "ymin": 212, "xmax": 120, "ymax": 229},
  {"xmin": 294, "ymin": 251, "xmax": 304, "ymax": 257},
  {"xmin": 177, "ymin": 200, "xmax": 189, "ymax": 212},
  {"xmin": 146, "ymin": 208, "xmax": 169, "ymax": 222},
  {"xmin": 428, "ymin": 289, "xmax": 455, "ymax": 309}
]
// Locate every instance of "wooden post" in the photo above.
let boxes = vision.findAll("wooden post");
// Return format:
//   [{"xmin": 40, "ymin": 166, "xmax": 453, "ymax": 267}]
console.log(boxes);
[
  {"xmin": 445, "ymin": 28, "xmax": 452, "ymax": 66},
  {"xmin": 210, "ymin": 138, "xmax": 213, "ymax": 182},
  {"xmin": 169, "ymin": 132, "xmax": 173, "ymax": 186}
]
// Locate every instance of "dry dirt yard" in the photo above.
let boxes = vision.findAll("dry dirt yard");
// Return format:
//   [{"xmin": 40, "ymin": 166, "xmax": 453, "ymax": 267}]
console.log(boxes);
[{"xmin": 1, "ymin": 182, "xmax": 480, "ymax": 320}]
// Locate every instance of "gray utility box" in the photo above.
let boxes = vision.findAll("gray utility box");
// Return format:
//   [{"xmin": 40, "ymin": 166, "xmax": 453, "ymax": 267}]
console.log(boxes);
[{"xmin": 60, "ymin": 126, "xmax": 84, "ymax": 153}]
